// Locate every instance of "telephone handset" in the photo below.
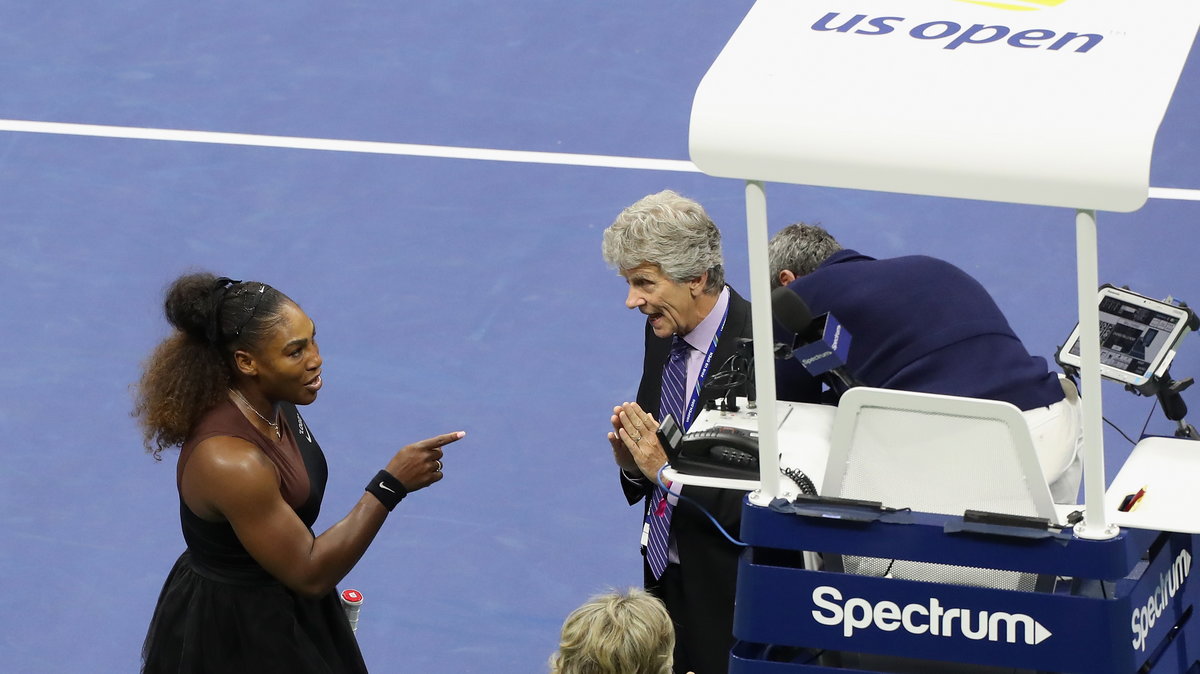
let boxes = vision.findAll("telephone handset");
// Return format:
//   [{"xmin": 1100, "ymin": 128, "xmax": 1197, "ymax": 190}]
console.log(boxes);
[
  {"xmin": 672, "ymin": 425, "xmax": 761, "ymax": 479},
  {"xmin": 657, "ymin": 414, "xmax": 818, "ymax": 491}
]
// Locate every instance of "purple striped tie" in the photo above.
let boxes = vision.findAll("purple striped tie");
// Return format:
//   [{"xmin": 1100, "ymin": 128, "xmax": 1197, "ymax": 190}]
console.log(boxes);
[{"xmin": 645, "ymin": 337, "xmax": 691, "ymax": 579}]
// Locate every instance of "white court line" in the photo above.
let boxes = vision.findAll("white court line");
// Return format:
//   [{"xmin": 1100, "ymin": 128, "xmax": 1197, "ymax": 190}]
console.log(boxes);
[
  {"xmin": 0, "ymin": 119, "xmax": 700, "ymax": 173},
  {"xmin": 1149, "ymin": 187, "xmax": 1200, "ymax": 202},
  {"xmin": 2, "ymin": 119, "xmax": 1200, "ymax": 201}
]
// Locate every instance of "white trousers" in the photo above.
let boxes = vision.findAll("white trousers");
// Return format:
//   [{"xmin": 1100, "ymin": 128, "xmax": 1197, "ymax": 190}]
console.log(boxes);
[{"xmin": 1023, "ymin": 378, "xmax": 1084, "ymax": 504}]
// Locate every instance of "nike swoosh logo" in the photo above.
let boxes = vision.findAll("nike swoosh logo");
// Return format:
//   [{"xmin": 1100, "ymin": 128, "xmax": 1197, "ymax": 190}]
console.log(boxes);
[{"xmin": 378, "ymin": 482, "xmax": 396, "ymax": 494}]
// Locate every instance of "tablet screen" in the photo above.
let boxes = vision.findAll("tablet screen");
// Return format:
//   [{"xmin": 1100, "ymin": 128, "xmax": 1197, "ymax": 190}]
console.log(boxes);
[{"xmin": 1066, "ymin": 294, "xmax": 1182, "ymax": 378}]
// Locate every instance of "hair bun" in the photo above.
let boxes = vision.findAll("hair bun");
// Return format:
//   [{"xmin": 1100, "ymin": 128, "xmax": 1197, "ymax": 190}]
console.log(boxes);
[{"xmin": 163, "ymin": 272, "xmax": 223, "ymax": 341}]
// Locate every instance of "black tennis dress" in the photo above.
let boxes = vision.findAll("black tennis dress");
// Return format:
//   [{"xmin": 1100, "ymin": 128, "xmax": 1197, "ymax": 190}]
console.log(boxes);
[{"xmin": 142, "ymin": 400, "xmax": 368, "ymax": 673}]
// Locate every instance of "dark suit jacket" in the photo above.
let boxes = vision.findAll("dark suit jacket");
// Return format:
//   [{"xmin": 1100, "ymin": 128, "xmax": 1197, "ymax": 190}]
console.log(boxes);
[{"xmin": 620, "ymin": 287, "xmax": 751, "ymax": 674}]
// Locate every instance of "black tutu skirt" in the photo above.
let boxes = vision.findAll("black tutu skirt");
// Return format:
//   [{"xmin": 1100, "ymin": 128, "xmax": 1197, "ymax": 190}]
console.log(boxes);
[{"xmin": 142, "ymin": 552, "xmax": 368, "ymax": 674}]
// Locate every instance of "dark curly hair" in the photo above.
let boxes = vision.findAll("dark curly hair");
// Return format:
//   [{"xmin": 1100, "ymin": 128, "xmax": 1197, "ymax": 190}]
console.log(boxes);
[{"xmin": 133, "ymin": 271, "xmax": 293, "ymax": 459}]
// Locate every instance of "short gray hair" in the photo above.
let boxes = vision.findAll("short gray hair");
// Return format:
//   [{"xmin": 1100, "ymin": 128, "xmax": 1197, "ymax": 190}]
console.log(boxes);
[
  {"xmin": 602, "ymin": 190, "xmax": 724, "ymax": 294},
  {"xmin": 768, "ymin": 222, "xmax": 842, "ymax": 287},
  {"xmin": 549, "ymin": 588, "xmax": 674, "ymax": 674}
]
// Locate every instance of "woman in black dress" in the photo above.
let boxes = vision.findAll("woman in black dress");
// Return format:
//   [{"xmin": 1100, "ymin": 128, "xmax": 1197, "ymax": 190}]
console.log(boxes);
[{"xmin": 135, "ymin": 272, "xmax": 463, "ymax": 673}]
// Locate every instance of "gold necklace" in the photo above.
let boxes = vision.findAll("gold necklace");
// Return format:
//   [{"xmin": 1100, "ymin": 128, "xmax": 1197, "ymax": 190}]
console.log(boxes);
[{"xmin": 229, "ymin": 388, "xmax": 281, "ymax": 439}]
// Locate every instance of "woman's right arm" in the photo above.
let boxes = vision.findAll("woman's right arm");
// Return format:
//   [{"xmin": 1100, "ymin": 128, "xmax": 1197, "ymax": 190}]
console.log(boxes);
[{"xmin": 181, "ymin": 431, "xmax": 464, "ymax": 598}]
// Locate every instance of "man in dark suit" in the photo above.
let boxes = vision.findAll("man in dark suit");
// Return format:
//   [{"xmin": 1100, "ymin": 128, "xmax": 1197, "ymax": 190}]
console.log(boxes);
[{"xmin": 601, "ymin": 189, "xmax": 751, "ymax": 674}]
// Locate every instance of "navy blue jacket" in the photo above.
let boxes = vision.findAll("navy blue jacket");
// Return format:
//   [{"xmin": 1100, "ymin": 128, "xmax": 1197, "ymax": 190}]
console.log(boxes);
[{"xmin": 777, "ymin": 250, "xmax": 1063, "ymax": 411}]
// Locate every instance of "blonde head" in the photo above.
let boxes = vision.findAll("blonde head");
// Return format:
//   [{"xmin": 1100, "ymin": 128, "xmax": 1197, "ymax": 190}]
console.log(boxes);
[{"xmin": 549, "ymin": 589, "xmax": 674, "ymax": 674}]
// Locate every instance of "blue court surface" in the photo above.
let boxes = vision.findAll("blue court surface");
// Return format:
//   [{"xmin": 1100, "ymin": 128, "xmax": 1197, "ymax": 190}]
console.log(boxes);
[{"xmin": 1, "ymin": 3, "xmax": 1198, "ymax": 672}]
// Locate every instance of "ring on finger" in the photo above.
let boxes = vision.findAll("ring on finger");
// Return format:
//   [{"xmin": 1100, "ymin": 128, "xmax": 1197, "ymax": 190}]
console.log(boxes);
[
  {"xmin": 434, "ymin": 459, "xmax": 443, "ymax": 472},
  {"xmin": 631, "ymin": 434, "xmax": 642, "ymax": 442}
]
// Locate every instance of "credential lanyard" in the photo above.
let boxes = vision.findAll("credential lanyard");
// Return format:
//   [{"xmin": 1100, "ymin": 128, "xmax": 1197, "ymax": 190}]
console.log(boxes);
[{"xmin": 680, "ymin": 310, "xmax": 728, "ymax": 430}]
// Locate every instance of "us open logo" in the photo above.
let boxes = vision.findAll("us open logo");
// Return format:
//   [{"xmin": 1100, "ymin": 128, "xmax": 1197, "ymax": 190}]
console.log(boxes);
[
  {"xmin": 811, "ymin": 7, "xmax": 1101, "ymax": 53},
  {"xmin": 952, "ymin": 0, "xmax": 1068, "ymax": 11}
]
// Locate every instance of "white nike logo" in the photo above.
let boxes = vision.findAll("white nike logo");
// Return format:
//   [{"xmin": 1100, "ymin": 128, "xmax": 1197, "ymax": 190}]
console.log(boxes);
[{"xmin": 378, "ymin": 482, "xmax": 396, "ymax": 494}]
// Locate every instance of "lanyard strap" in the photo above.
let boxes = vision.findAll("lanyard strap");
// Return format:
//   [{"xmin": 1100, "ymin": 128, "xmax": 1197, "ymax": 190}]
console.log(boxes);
[{"xmin": 680, "ymin": 310, "xmax": 728, "ymax": 430}]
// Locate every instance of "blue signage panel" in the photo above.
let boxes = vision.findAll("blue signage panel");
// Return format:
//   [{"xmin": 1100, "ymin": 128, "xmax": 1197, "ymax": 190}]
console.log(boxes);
[
  {"xmin": 734, "ymin": 558, "xmax": 1162, "ymax": 672},
  {"xmin": 1124, "ymin": 533, "xmax": 1195, "ymax": 662}
]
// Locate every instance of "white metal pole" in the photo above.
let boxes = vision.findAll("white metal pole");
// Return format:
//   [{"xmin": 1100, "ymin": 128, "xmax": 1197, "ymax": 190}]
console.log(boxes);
[
  {"xmin": 1072, "ymin": 208, "xmax": 1118, "ymax": 540},
  {"xmin": 745, "ymin": 180, "xmax": 781, "ymax": 505}
]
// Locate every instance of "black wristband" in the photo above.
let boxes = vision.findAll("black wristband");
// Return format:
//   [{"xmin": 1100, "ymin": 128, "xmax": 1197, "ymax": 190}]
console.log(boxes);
[{"xmin": 365, "ymin": 470, "xmax": 408, "ymax": 511}]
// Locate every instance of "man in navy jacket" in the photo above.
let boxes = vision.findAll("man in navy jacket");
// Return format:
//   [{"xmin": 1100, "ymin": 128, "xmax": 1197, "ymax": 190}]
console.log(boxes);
[{"xmin": 769, "ymin": 223, "xmax": 1082, "ymax": 503}]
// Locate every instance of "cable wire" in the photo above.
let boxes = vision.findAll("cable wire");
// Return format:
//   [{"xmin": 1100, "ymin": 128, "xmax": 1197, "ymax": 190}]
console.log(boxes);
[{"xmin": 656, "ymin": 464, "xmax": 747, "ymax": 548}]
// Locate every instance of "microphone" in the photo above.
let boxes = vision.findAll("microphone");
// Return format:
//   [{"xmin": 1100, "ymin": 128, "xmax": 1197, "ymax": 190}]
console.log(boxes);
[
  {"xmin": 771, "ymin": 285, "xmax": 815, "ymax": 345},
  {"xmin": 771, "ymin": 287, "xmax": 862, "ymax": 394}
]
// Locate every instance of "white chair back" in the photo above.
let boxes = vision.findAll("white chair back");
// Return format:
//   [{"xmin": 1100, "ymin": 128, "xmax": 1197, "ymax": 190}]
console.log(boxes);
[{"xmin": 821, "ymin": 387, "xmax": 1056, "ymax": 591}]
